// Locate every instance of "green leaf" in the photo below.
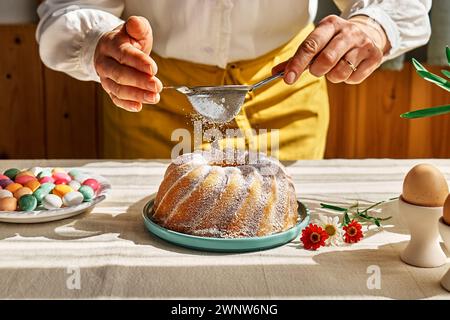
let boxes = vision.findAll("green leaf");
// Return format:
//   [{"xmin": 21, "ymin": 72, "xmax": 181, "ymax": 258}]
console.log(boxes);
[
  {"xmin": 320, "ymin": 203, "xmax": 348, "ymax": 212},
  {"xmin": 417, "ymin": 70, "xmax": 448, "ymax": 85},
  {"xmin": 446, "ymin": 46, "xmax": 450, "ymax": 66},
  {"xmin": 442, "ymin": 69, "xmax": 450, "ymax": 79},
  {"xmin": 401, "ymin": 104, "xmax": 450, "ymax": 119},
  {"xmin": 412, "ymin": 58, "xmax": 427, "ymax": 72},
  {"xmin": 343, "ymin": 212, "xmax": 351, "ymax": 226},
  {"xmin": 374, "ymin": 219, "xmax": 381, "ymax": 227}
]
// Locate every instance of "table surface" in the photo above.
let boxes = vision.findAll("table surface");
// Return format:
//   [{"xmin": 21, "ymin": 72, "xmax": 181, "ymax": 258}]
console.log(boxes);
[{"xmin": 1, "ymin": 159, "xmax": 450, "ymax": 299}]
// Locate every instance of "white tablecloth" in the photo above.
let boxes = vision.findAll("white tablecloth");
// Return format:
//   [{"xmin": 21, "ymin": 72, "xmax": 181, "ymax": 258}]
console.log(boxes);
[{"xmin": 0, "ymin": 159, "xmax": 449, "ymax": 299}]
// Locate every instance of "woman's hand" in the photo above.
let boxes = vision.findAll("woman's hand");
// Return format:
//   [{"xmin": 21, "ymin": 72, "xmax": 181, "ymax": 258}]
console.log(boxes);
[
  {"xmin": 94, "ymin": 16, "xmax": 162, "ymax": 112},
  {"xmin": 273, "ymin": 15, "xmax": 391, "ymax": 85}
]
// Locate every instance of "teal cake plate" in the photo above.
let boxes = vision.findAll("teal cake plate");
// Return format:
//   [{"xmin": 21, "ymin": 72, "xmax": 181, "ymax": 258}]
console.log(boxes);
[{"xmin": 142, "ymin": 194, "xmax": 310, "ymax": 253}]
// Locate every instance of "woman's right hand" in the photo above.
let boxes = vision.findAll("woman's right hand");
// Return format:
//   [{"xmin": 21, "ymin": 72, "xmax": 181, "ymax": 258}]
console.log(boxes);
[{"xmin": 94, "ymin": 16, "xmax": 162, "ymax": 112}]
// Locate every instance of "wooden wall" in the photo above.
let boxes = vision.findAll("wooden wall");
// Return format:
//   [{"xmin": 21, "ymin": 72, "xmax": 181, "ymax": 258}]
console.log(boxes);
[{"xmin": 1, "ymin": 24, "xmax": 449, "ymax": 159}]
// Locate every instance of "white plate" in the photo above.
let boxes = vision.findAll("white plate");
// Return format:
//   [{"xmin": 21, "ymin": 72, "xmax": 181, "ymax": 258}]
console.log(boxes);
[{"xmin": 0, "ymin": 170, "xmax": 111, "ymax": 223}]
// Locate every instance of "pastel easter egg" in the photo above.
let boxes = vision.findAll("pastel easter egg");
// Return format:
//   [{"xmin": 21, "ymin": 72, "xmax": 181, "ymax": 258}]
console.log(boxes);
[
  {"xmin": 0, "ymin": 197, "xmax": 17, "ymax": 211},
  {"xmin": 6, "ymin": 183, "xmax": 22, "ymax": 193},
  {"xmin": 82, "ymin": 179, "xmax": 99, "ymax": 192},
  {"xmin": 13, "ymin": 187, "xmax": 33, "ymax": 200},
  {"xmin": 37, "ymin": 169, "xmax": 52, "ymax": 179},
  {"xmin": 42, "ymin": 194, "xmax": 63, "ymax": 210},
  {"xmin": 63, "ymin": 191, "xmax": 84, "ymax": 207},
  {"xmin": 15, "ymin": 171, "xmax": 35, "ymax": 178},
  {"xmin": 18, "ymin": 194, "xmax": 37, "ymax": 211},
  {"xmin": 0, "ymin": 174, "xmax": 10, "ymax": 180},
  {"xmin": 74, "ymin": 174, "xmax": 89, "ymax": 184},
  {"xmin": 33, "ymin": 183, "xmax": 56, "ymax": 203},
  {"xmin": 68, "ymin": 169, "xmax": 82, "ymax": 179},
  {"xmin": 28, "ymin": 167, "xmax": 43, "ymax": 176},
  {"xmin": 25, "ymin": 180, "xmax": 40, "ymax": 192},
  {"xmin": 3, "ymin": 168, "xmax": 20, "ymax": 180},
  {"xmin": 15, "ymin": 175, "xmax": 37, "ymax": 185},
  {"xmin": 52, "ymin": 185, "xmax": 73, "ymax": 198},
  {"xmin": 52, "ymin": 168, "xmax": 66, "ymax": 174},
  {"xmin": 54, "ymin": 179, "xmax": 69, "ymax": 185},
  {"xmin": 53, "ymin": 172, "xmax": 72, "ymax": 182},
  {"xmin": 68, "ymin": 180, "xmax": 81, "ymax": 191},
  {"xmin": 0, "ymin": 190, "xmax": 13, "ymax": 199},
  {"xmin": 78, "ymin": 185, "xmax": 95, "ymax": 201},
  {"xmin": 0, "ymin": 179, "xmax": 13, "ymax": 189},
  {"xmin": 39, "ymin": 176, "xmax": 55, "ymax": 184}
]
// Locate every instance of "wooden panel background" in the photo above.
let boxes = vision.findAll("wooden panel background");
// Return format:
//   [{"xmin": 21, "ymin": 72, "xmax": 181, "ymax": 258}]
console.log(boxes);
[{"xmin": 0, "ymin": 24, "xmax": 449, "ymax": 159}]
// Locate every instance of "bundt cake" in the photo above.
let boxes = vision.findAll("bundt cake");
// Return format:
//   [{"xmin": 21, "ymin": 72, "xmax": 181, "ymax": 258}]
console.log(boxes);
[{"xmin": 152, "ymin": 150, "xmax": 299, "ymax": 238}]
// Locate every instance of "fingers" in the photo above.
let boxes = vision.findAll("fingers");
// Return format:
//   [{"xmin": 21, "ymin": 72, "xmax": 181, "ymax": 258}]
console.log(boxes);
[
  {"xmin": 283, "ymin": 15, "xmax": 343, "ymax": 84},
  {"xmin": 326, "ymin": 48, "xmax": 368, "ymax": 83},
  {"xmin": 109, "ymin": 93, "xmax": 142, "ymax": 112},
  {"xmin": 101, "ymin": 77, "xmax": 161, "ymax": 104},
  {"xmin": 99, "ymin": 35, "xmax": 157, "ymax": 76},
  {"xmin": 97, "ymin": 57, "xmax": 162, "ymax": 91},
  {"xmin": 345, "ymin": 54, "xmax": 382, "ymax": 84},
  {"xmin": 125, "ymin": 16, "xmax": 153, "ymax": 54},
  {"xmin": 309, "ymin": 31, "xmax": 357, "ymax": 77}
]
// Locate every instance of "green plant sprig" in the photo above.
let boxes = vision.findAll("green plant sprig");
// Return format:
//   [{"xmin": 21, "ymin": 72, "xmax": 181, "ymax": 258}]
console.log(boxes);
[{"xmin": 320, "ymin": 198, "xmax": 396, "ymax": 227}]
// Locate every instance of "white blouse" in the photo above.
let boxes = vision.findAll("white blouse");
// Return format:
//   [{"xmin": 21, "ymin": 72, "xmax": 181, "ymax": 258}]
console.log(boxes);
[{"xmin": 36, "ymin": 0, "xmax": 432, "ymax": 82}]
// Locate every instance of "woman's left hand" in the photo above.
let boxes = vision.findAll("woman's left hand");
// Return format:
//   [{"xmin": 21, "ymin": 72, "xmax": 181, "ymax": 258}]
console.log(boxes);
[{"xmin": 273, "ymin": 15, "xmax": 390, "ymax": 85}]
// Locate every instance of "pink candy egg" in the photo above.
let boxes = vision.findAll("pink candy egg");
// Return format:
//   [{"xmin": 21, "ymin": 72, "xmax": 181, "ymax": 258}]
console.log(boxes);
[
  {"xmin": 39, "ymin": 176, "xmax": 55, "ymax": 184},
  {"xmin": 82, "ymin": 179, "xmax": 99, "ymax": 192},
  {"xmin": 15, "ymin": 175, "xmax": 36, "ymax": 185},
  {"xmin": 52, "ymin": 172, "xmax": 72, "ymax": 182},
  {"xmin": 0, "ymin": 175, "xmax": 9, "ymax": 180},
  {"xmin": 54, "ymin": 179, "xmax": 69, "ymax": 185}
]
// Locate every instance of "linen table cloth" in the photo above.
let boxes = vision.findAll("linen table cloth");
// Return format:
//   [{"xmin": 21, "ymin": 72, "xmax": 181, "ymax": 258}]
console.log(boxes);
[{"xmin": 0, "ymin": 159, "xmax": 449, "ymax": 299}]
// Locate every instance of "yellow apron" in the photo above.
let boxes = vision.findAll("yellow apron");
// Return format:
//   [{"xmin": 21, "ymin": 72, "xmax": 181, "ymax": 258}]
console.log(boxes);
[{"xmin": 102, "ymin": 24, "xmax": 329, "ymax": 160}]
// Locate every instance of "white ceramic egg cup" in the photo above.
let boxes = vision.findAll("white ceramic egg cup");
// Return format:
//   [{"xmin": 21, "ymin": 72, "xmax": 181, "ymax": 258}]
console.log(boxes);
[
  {"xmin": 438, "ymin": 218, "xmax": 450, "ymax": 291},
  {"xmin": 399, "ymin": 197, "xmax": 446, "ymax": 268}
]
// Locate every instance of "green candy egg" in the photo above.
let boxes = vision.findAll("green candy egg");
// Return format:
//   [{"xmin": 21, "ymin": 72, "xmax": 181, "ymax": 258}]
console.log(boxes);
[
  {"xmin": 33, "ymin": 183, "xmax": 56, "ymax": 203},
  {"xmin": 68, "ymin": 169, "xmax": 82, "ymax": 178},
  {"xmin": 19, "ymin": 194, "xmax": 37, "ymax": 211},
  {"xmin": 4, "ymin": 168, "xmax": 21, "ymax": 180},
  {"xmin": 78, "ymin": 185, "xmax": 95, "ymax": 201}
]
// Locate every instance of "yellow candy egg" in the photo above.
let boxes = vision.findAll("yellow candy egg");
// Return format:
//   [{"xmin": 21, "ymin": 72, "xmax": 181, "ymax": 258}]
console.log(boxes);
[
  {"xmin": 52, "ymin": 168, "xmax": 66, "ymax": 174},
  {"xmin": 52, "ymin": 184, "xmax": 73, "ymax": 198},
  {"xmin": 6, "ymin": 183, "xmax": 23, "ymax": 193},
  {"xmin": 13, "ymin": 187, "xmax": 32, "ymax": 200},
  {"xmin": 0, "ymin": 197, "xmax": 17, "ymax": 211}
]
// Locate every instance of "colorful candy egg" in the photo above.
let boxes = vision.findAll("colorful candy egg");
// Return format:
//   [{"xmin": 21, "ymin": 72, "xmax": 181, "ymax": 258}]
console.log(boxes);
[
  {"xmin": 33, "ymin": 183, "xmax": 56, "ymax": 203},
  {"xmin": 0, "ymin": 179, "xmax": 13, "ymax": 189},
  {"xmin": 0, "ymin": 197, "xmax": 17, "ymax": 211},
  {"xmin": 3, "ymin": 168, "xmax": 20, "ymax": 180},
  {"xmin": 18, "ymin": 194, "xmax": 37, "ymax": 211},
  {"xmin": 68, "ymin": 169, "xmax": 81, "ymax": 178},
  {"xmin": 39, "ymin": 176, "xmax": 55, "ymax": 184},
  {"xmin": 15, "ymin": 171, "xmax": 34, "ymax": 178},
  {"xmin": 14, "ymin": 187, "xmax": 33, "ymax": 200},
  {"xmin": 82, "ymin": 179, "xmax": 100, "ymax": 192},
  {"xmin": 15, "ymin": 175, "xmax": 37, "ymax": 185},
  {"xmin": 42, "ymin": 194, "xmax": 63, "ymax": 210},
  {"xmin": 78, "ymin": 185, "xmax": 95, "ymax": 201},
  {"xmin": 54, "ymin": 179, "xmax": 69, "ymax": 185},
  {"xmin": 37, "ymin": 170, "xmax": 52, "ymax": 179},
  {"xmin": 52, "ymin": 168, "xmax": 66, "ymax": 174},
  {"xmin": 68, "ymin": 180, "xmax": 81, "ymax": 191},
  {"xmin": 52, "ymin": 185, "xmax": 73, "ymax": 198},
  {"xmin": 63, "ymin": 191, "xmax": 84, "ymax": 207},
  {"xmin": 25, "ymin": 180, "xmax": 40, "ymax": 192},
  {"xmin": 6, "ymin": 183, "xmax": 22, "ymax": 193},
  {"xmin": 0, "ymin": 174, "xmax": 10, "ymax": 180},
  {"xmin": 0, "ymin": 190, "xmax": 13, "ymax": 199}
]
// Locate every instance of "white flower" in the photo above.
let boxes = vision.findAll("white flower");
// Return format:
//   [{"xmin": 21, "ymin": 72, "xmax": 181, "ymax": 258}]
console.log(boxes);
[{"xmin": 314, "ymin": 214, "xmax": 344, "ymax": 246}]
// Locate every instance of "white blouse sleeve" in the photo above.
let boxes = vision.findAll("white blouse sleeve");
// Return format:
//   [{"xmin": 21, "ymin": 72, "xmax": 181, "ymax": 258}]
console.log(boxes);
[
  {"xmin": 334, "ymin": 0, "xmax": 432, "ymax": 60},
  {"xmin": 36, "ymin": 0, "xmax": 125, "ymax": 82}
]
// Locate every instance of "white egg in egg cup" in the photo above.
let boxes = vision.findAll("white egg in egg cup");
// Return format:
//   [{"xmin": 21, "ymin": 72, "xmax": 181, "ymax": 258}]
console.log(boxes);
[
  {"xmin": 438, "ymin": 217, "xmax": 450, "ymax": 291},
  {"xmin": 398, "ymin": 197, "xmax": 447, "ymax": 268}
]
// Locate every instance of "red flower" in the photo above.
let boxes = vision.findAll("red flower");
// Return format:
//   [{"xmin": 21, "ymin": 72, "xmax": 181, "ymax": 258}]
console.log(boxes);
[
  {"xmin": 343, "ymin": 220, "xmax": 364, "ymax": 243},
  {"xmin": 301, "ymin": 224, "xmax": 328, "ymax": 250}
]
